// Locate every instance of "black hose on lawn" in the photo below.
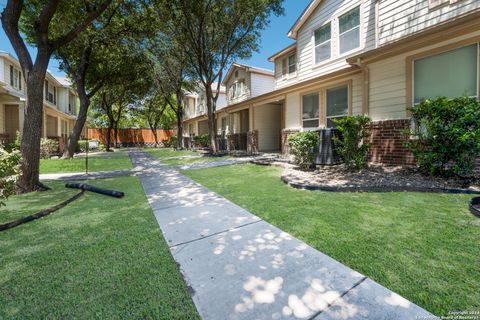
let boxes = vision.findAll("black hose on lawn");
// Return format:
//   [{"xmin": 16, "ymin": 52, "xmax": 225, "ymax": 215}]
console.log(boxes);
[
  {"xmin": 0, "ymin": 190, "xmax": 85, "ymax": 232},
  {"xmin": 65, "ymin": 183, "xmax": 125, "ymax": 198}
]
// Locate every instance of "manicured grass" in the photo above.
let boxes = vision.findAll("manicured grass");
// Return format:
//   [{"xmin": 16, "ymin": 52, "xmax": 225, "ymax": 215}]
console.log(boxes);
[
  {"xmin": 146, "ymin": 148, "xmax": 197, "ymax": 159},
  {"xmin": 183, "ymin": 164, "xmax": 480, "ymax": 316},
  {"xmin": 163, "ymin": 155, "xmax": 231, "ymax": 166},
  {"xmin": 0, "ymin": 176, "xmax": 199, "ymax": 319},
  {"xmin": 40, "ymin": 156, "xmax": 132, "ymax": 173},
  {"xmin": 0, "ymin": 187, "xmax": 78, "ymax": 225}
]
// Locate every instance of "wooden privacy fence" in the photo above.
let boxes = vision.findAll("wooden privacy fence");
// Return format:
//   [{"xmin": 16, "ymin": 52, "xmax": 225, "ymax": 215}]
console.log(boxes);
[{"xmin": 87, "ymin": 128, "xmax": 175, "ymax": 147}]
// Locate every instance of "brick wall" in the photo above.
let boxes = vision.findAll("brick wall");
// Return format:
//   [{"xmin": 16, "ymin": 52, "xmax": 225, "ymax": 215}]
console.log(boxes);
[
  {"xmin": 368, "ymin": 119, "xmax": 415, "ymax": 166},
  {"xmin": 281, "ymin": 129, "xmax": 299, "ymax": 156},
  {"xmin": 247, "ymin": 130, "xmax": 259, "ymax": 154}
]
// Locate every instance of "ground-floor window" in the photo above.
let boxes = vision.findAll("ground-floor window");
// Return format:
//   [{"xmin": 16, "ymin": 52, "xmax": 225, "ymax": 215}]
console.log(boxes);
[
  {"xmin": 221, "ymin": 117, "xmax": 228, "ymax": 136},
  {"xmin": 302, "ymin": 93, "xmax": 319, "ymax": 129},
  {"xmin": 326, "ymin": 85, "xmax": 349, "ymax": 127},
  {"xmin": 413, "ymin": 43, "xmax": 479, "ymax": 104}
]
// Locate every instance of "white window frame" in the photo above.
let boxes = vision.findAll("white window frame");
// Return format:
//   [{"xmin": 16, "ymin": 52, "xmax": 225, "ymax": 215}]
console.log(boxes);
[
  {"xmin": 338, "ymin": 5, "xmax": 361, "ymax": 56},
  {"xmin": 287, "ymin": 54, "xmax": 296, "ymax": 74},
  {"xmin": 313, "ymin": 22, "xmax": 332, "ymax": 66},
  {"xmin": 230, "ymin": 80, "xmax": 245, "ymax": 100},
  {"xmin": 10, "ymin": 65, "xmax": 22, "ymax": 90},
  {"xmin": 301, "ymin": 92, "xmax": 320, "ymax": 131}
]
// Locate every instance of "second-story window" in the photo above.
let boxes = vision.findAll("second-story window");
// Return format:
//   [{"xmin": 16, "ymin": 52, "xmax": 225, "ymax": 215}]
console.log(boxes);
[
  {"xmin": 9, "ymin": 65, "xmax": 22, "ymax": 90},
  {"xmin": 230, "ymin": 80, "xmax": 244, "ymax": 99},
  {"xmin": 339, "ymin": 6, "xmax": 360, "ymax": 54},
  {"xmin": 44, "ymin": 80, "xmax": 56, "ymax": 105},
  {"xmin": 314, "ymin": 23, "xmax": 331, "ymax": 64},
  {"xmin": 288, "ymin": 54, "xmax": 296, "ymax": 74}
]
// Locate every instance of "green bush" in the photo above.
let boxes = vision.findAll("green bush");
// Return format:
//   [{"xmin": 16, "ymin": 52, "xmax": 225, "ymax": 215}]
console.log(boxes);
[
  {"xmin": 77, "ymin": 140, "xmax": 101, "ymax": 152},
  {"xmin": 407, "ymin": 96, "xmax": 480, "ymax": 177},
  {"xmin": 0, "ymin": 145, "xmax": 21, "ymax": 206},
  {"xmin": 193, "ymin": 134, "xmax": 209, "ymax": 148},
  {"xmin": 332, "ymin": 115, "xmax": 371, "ymax": 170},
  {"xmin": 287, "ymin": 131, "xmax": 319, "ymax": 170},
  {"xmin": 162, "ymin": 135, "xmax": 177, "ymax": 148},
  {"xmin": 40, "ymin": 138, "xmax": 59, "ymax": 159}
]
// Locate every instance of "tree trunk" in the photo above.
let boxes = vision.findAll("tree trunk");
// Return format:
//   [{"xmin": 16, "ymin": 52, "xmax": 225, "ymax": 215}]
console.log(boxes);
[
  {"xmin": 205, "ymin": 84, "xmax": 217, "ymax": 153},
  {"xmin": 18, "ymin": 72, "xmax": 45, "ymax": 192},
  {"xmin": 105, "ymin": 125, "xmax": 112, "ymax": 151},
  {"xmin": 151, "ymin": 127, "xmax": 159, "ymax": 147},
  {"xmin": 113, "ymin": 123, "xmax": 119, "ymax": 148},
  {"xmin": 175, "ymin": 92, "xmax": 184, "ymax": 150},
  {"xmin": 63, "ymin": 94, "xmax": 90, "ymax": 158}
]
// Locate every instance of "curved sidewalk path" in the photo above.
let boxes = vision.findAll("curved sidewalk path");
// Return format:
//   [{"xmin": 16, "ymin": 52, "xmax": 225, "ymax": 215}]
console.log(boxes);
[{"xmin": 130, "ymin": 149, "xmax": 436, "ymax": 320}]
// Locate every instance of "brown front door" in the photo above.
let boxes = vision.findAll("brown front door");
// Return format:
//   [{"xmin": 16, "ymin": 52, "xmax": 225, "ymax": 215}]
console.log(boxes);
[{"xmin": 4, "ymin": 105, "xmax": 19, "ymax": 143}]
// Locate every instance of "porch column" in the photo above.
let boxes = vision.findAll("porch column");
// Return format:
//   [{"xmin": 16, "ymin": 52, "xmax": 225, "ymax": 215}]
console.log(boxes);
[
  {"xmin": 18, "ymin": 102, "xmax": 25, "ymax": 137},
  {"xmin": 57, "ymin": 116, "xmax": 61, "ymax": 137},
  {"xmin": 249, "ymin": 105, "xmax": 254, "ymax": 131}
]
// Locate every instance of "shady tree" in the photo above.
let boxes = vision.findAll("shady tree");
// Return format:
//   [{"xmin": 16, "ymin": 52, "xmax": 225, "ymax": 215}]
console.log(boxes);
[
  {"xmin": 1, "ymin": 0, "xmax": 112, "ymax": 192},
  {"xmin": 161, "ymin": 0, "xmax": 284, "ymax": 153}
]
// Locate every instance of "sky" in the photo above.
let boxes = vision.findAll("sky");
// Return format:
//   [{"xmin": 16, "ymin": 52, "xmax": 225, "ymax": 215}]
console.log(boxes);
[{"xmin": 0, "ymin": 0, "xmax": 311, "ymax": 77}]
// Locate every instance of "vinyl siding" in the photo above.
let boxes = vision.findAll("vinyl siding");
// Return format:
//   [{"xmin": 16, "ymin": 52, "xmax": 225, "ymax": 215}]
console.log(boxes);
[
  {"xmin": 295, "ymin": 0, "xmax": 376, "ymax": 82},
  {"xmin": 250, "ymin": 73, "xmax": 275, "ymax": 97},
  {"xmin": 378, "ymin": 0, "xmax": 480, "ymax": 45},
  {"xmin": 0, "ymin": 104, "xmax": 4, "ymax": 133},
  {"xmin": 0, "ymin": 58, "xmax": 4, "ymax": 84},
  {"xmin": 225, "ymin": 67, "xmax": 251, "ymax": 105},
  {"xmin": 253, "ymin": 103, "xmax": 281, "ymax": 151},
  {"xmin": 367, "ymin": 30, "xmax": 480, "ymax": 121},
  {"xmin": 284, "ymin": 73, "xmax": 363, "ymax": 130}
]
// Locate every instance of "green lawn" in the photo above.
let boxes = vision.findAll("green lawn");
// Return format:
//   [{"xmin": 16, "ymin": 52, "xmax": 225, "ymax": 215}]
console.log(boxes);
[
  {"xmin": 40, "ymin": 156, "xmax": 132, "ymax": 173},
  {"xmin": 146, "ymin": 148, "xmax": 198, "ymax": 159},
  {"xmin": 183, "ymin": 164, "xmax": 480, "ymax": 316},
  {"xmin": 163, "ymin": 155, "xmax": 231, "ymax": 166},
  {"xmin": 0, "ymin": 176, "xmax": 199, "ymax": 319}
]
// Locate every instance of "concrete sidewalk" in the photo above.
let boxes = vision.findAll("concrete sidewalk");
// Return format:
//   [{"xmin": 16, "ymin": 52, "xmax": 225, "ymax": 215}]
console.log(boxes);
[
  {"xmin": 130, "ymin": 149, "xmax": 436, "ymax": 320},
  {"xmin": 39, "ymin": 169, "xmax": 134, "ymax": 181}
]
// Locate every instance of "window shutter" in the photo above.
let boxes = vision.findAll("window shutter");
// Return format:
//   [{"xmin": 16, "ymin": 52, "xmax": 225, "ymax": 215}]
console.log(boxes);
[
  {"xmin": 45, "ymin": 81, "xmax": 48, "ymax": 98},
  {"xmin": 10, "ymin": 65, "xmax": 13, "ymax": 86},
  {"xmin": 282, "ymin": 59, "xmax": 287, "ymax": 75},
  {"xmin": 53, "ymin": 87, "xmax": 56, "ymax": 104},
  {"xmin": 19, "ymin": 71, "xmax": 22, "ymax": 90}
]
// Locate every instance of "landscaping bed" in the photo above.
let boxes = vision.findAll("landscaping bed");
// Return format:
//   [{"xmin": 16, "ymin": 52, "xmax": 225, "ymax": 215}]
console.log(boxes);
[{"xmin": 279, "ymin": 163, "xmax": 480, "ymax": 193}]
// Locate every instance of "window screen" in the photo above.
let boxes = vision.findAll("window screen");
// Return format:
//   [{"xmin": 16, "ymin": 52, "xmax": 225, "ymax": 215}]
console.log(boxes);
[
  {"xmin": 314, "ymin": 23, "xmax": 331, "ymax": 64},
  {"xmin": 302, "ymin": 93, "xmax": 319, "ymax": 128},
  {"xmin": 339, "ymin": 6, "xmax": 360, "ymax": 54},
  {"xmin": 414, "ymin": 44, "xmax": 478, "ymax": 104},
  {"xmin": 326, "ymin": 86, "xmax": 348, "ymax": 127}
]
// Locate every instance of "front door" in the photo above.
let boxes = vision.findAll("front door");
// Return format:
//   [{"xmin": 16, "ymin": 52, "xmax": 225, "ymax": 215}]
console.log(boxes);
[{"xmin": 4, "ymin": 105, "xmax": 19, "ymax": 143}]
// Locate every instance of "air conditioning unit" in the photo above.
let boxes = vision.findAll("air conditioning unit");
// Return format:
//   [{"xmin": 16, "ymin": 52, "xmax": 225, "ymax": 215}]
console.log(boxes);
[{"xmin": 315, "ymin": 128, "xmax": 341, "ymax": 165}]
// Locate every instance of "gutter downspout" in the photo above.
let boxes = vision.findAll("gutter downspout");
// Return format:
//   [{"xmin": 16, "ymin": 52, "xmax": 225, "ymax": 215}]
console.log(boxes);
[{"xmin": 351, "ymin": 58, "xmax": 370, "ymax": 116}]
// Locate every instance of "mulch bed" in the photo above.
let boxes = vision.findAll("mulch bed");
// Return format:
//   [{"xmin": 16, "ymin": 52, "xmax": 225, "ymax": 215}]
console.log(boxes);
[{"xmin": 278, "ymin": 163, "xmax": 480, "ymax": 194}]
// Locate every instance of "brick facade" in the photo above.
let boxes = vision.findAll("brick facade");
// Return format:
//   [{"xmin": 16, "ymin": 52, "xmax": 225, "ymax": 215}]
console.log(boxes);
[
  {"xmin": 368, "ymin": 119, "xmax": 415, "ymax": 166},
  {"xmin": 247, "ymin": 130, "xmax": 259, "ymax": 154},
  {"xmin": 281, "ymin": 129, "xmax": 300, "ymax": 156}
]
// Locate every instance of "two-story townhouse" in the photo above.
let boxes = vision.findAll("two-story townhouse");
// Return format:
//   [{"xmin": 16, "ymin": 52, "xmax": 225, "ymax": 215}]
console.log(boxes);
[
  {"xmin": 183, "ymin": 83, "xmax": 227, "ymax": 144},
  {"xmin": 0, "ymin": 51, "xmax": 79, "ymax": 145},
  {"xmin": 208, "ymin": 0, "xmax": 480, "ymax": 166},
  {"xmin": 215, "ymin": 63, "xmax": 280, "ymax": 152}
]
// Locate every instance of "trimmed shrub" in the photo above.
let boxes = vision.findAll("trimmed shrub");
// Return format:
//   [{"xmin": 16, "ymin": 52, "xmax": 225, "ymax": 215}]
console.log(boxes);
[
  {"xmin": 77, "ymin": 140, "xmax": 101, "ymax": 152},
  {"xmin": 407, "ymin": 96, "xmax": 480, "ymax": 177},
  {"xmin": 0, "ymin": 145, "xmax": 21, "ymax": 206},
  {"xmin": 163, "ymin": 135, "xmax": 177, "ymax": 148},
  {"xmin": 287, "ymin": 131, "xmax": 319, "ymax": 170},
  {"xmin": 193, "ymin": 134, "xmax": 209, "ymax": 148},
  {"xmin": 332, "ymin": 115, "xmax": 371, "ymax": 170},
  {"xmin": 40, "ymin": 138, "xmax": 59, "ymax": 159}
]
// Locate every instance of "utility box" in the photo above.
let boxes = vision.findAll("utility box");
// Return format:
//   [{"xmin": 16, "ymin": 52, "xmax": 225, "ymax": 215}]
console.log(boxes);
[{"xmin": 316, "ymin": 128, "xmax": 341, "ymax": 165}]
